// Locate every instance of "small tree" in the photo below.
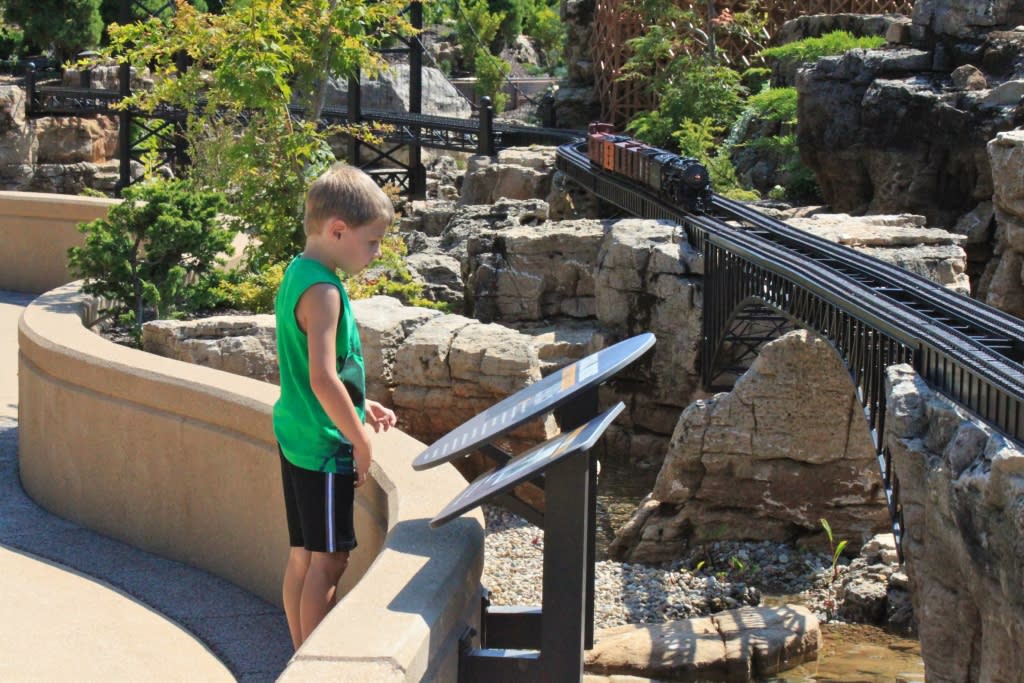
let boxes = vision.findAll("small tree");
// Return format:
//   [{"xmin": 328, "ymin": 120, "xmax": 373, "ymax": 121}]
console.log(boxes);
[
  {"xmin": 96, "ymin": 0, "xmax": 414, "ymax": 267},
  {"xmin": 5, "ymin": 0, "xmax": 103, "ymax": 64},
  {"xmin": 68, "ymin": 180, "xmax": 233, "ymax": 342}
]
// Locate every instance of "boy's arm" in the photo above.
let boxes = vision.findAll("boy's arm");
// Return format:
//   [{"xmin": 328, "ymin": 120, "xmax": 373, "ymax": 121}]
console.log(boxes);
[{"xmin": 297, "ymin": 283, "xmax": 372, "ymax": 486}]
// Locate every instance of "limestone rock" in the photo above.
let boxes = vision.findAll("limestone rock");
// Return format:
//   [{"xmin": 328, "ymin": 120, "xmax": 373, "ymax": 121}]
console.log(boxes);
[
  {"xmin": 405, "ymin": 252, "xmax": 465, "ymax": 308},
  {"xmin": 951, "ymin": 64, "xmax": 988, "ymax": 90},
  {"xmin": 613, "ymin": 330, "xmax": 890, "ymax": 563},
  {"xmin": 884, "ymin": 363, "xmax": 1024, "ymax": 681},
  {"xmin": 465, "ymin": 218, "xmax": 605, "ymax": 322},
  {"xmin": 34, "ymin": 116, "xmax": 118, "ymax": 164},
  {"xmin": 988, "ymin": 129, "xmax": 1024, "ymax": 218},
  {"xmin": 324, "ymin": 65, "xmax": 472, "ymax": 119},
  {"xmin": 0, "ymin": 85, "xmax": 37, "ymax": 189},
  {"xmin": 392, "ymin": 314, "xmax": 550, "ymax": 446},
  {"xmin": 584, "ymin": 605, "xmax": 819, "ymax": 681},
  {"xmin": 349, "ymin": 296, "xmax": 442, "ymax": 405},
  {"xmin": 142, "ymin": 315, "xmax": 279, "ymax": 384},
  {"xmin": 797, "ymin": 48, "xmax": 1021, "ymax": 227},
  {"xmin": 459, "ymin": 147, "xmax": 556, "ymax": 205},
  {"xmin": 912, "ymin": 0, "xmax": 1024, "ymax": 39}
]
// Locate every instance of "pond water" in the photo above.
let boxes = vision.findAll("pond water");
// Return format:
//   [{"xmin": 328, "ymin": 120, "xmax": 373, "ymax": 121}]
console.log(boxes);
[
  {"xmin": 594, "ymin": 458, "xmax": 926, "ymax": 683},
  {"xmin": 764, "ymin": 622, "xmax": 925, "ymax": 683}
]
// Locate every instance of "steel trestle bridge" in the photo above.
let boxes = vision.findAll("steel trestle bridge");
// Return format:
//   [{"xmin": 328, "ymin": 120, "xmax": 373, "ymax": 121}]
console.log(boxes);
[{"xmin": 557, "ymin": 141, "xmax": 1024, "ymax": 553}]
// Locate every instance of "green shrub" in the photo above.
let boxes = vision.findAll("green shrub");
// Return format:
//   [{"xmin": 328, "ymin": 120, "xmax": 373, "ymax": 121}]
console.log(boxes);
[
  {"xmin": 215, "ymin": 262, "xmax": 285, "ymax": 314},
  {"xmin": 740, "ymin": 67, "xmax": 771, "ymax": 94},
  {"xmin": 68, "ymin": 180, "xmax": 233, "ymax": 342},
  {"xmin": 5, "ymin": 0, "xmax": 102, "ymax": 64},
  {"xmin": 342, "ymin": 233, "xmax": 451, "ymax": 311},
  {"xmin": 747, "ymin": 86, "xmax": 797, "ymax": 125},
  {"xmin": 758, "ymin": 30, "xmax": 886, "ymax": 70}
]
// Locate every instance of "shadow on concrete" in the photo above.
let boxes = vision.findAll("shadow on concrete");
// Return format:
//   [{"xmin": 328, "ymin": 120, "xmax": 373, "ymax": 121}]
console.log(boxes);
[{"xmin": 0, "ymin": 421, "xmax": 292, "ymax": 682}]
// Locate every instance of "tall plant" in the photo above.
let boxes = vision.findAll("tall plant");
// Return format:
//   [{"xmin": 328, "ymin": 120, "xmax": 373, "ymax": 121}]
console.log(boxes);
[
  {"xmin": 94, "ymin": 0, "xmax": 414, "ymax": 267},
  {"xmin": 68, "ymin": 180, "xmax": 232, "ymax": 342},
  {"xmin": 5, "ymin": 0, "xmax": 103, "ymax": 64}
]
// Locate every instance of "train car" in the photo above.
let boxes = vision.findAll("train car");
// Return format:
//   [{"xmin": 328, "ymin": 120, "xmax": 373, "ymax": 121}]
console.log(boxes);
[{"xmin": 584, "ymin": 123, "xmax": 713, "ymax": 213}]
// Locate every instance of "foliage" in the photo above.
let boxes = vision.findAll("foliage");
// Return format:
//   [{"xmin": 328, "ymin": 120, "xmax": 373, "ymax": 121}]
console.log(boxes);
[
  {"xmin": 522, "ymin": 0, "xmax": 564, "ymax": 69},
  {"xmin": 0, "ymin": 22, "xmax": 24, "ymax": 61},
  {"xmin": 740, "ymin": 66, "xmax": 770, "ymax": 93},
  {"xmin": 455, "ymin": 0, "xmax": 503, "ymax": 73},
  {"xmin": 214, "ymin": 262, "xmax": 284, "ymax": 313},
  {"xmin": 758, "ymin": 30, "xmax": 885, "ymax": 70},
  {"xmin": 820, "ymin": 517, "xmax": 849, "ymax": 582},
  {"xmin": 341, "ymin": 233, "xmax": 451, "ymax": 311},
  {"xmin": 672, "ymin": 117, "xmax": 758, "ymax": 201},
  {"xmin": 95, "ymin": 0, "xmax": 415, "ymax": 269},
  {"xmin": 5, "ymin": 0, "xmax": 103, "ymax": 64},
  {"xmin": 488, "ymin": 0, "xmax": 528, "ymax": 49},
  {"xmin": 68, "ymin": 180, "xmax": 233, "ymax": 342},
  {"xmin": 451, "ymin": 0, "xmax": 511, "ymax": 111},
  {"xmin": 737, "ymin": 87, "xmax": 820, "ymax": 202},
  {"xmin": 474, "ymin": 50, "xmax": 511, "ymax": 113}
]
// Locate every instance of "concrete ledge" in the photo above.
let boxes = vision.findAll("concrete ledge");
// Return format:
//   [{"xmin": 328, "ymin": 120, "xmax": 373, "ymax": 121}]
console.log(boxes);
[
  {"xmin": 18, "ymin": 281, "xmax": 483, "ymax": 681},
  {"xmin": 0, "ymin": 191, "xmax": 117, "ymax": 294}
]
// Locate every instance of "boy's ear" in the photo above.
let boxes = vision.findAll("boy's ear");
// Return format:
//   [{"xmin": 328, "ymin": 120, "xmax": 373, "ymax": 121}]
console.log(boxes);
[{"xmin": 328, "ymin": 218, "xmax": 350, "ymax": 239}]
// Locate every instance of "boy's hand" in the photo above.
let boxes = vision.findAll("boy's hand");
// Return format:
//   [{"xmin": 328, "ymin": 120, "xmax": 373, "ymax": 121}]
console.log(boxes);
[
  {"xmin": 354, "ymin": 437, "xmax": 372, "ymax": 488},
  {"xmin": 365, "ymin": 400, "xmax": 397, "ymax": 433}
]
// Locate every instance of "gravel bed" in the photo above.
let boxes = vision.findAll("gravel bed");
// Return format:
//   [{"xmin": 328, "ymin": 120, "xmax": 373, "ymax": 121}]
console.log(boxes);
[{"xmin": 482, "ymin": 506, "xmax": 852, "ymax": 629}]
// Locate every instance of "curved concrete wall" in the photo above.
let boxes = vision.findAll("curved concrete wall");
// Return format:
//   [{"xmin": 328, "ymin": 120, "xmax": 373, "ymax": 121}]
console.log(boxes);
[
  {"xmin": 0, "ymin": 191, "xmax": 116, "ymax": 294},
  {"xmin": 12, "ymin": 192, "xmax": 483, "ymax": 681}
]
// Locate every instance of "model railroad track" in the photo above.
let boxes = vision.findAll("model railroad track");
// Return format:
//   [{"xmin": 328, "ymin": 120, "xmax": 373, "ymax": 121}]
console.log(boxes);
[{"xmin": 556, "ymin": 140, "xmax": 1024, "ymax": 443}]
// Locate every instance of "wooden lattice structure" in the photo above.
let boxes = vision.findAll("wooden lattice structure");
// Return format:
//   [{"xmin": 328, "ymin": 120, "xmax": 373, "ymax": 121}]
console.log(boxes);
[{"xmin": 593, "ymin": 0, "xmax": 916, "ymax": 126}]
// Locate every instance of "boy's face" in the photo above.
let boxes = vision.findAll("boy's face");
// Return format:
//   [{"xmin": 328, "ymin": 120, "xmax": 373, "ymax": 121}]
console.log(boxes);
[{"xmin": 329, "ymin": 217, "xmax": 389, "ymax": 275}]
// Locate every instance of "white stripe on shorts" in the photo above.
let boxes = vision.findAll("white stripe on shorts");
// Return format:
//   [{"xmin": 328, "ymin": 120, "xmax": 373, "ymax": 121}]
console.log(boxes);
[{"xmin": 325, "ymin": 473, "xmax": 336, "ymax": 552}]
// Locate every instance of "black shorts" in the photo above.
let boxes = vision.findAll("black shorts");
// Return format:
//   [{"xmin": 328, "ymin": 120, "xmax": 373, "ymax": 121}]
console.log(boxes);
[{"xmin": 279, "ymin": 448, "xmax": 357, "ymax": 553}]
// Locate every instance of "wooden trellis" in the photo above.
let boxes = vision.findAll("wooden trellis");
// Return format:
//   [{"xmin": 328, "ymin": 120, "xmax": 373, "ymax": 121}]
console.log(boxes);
[{"xmin": 593, "ymin": 0, "xmax": 916, "ymax": 126}]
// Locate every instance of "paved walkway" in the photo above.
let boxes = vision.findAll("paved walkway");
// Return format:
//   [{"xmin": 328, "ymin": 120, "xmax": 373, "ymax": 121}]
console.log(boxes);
[{"xmin": 0, "ymin": 290, "xmax": 293, "ymax": 682}]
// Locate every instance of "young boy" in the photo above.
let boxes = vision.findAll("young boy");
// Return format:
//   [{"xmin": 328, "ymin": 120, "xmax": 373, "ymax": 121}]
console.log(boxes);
[{"xmin": 273, "ymin": 163, "xmax": 398, "ymax": 650}]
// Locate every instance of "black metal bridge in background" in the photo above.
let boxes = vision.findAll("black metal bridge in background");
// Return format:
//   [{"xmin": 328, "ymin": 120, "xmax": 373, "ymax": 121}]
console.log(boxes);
[{"xmin": 557, "ymin": 142, "xmax": 1024, "ymax": 553}]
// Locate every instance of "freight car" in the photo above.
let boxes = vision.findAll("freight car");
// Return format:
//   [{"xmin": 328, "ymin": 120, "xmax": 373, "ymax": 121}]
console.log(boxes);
[{"xmin": 587, "ymin": 122, "xmax": 713, "ymax": 212}]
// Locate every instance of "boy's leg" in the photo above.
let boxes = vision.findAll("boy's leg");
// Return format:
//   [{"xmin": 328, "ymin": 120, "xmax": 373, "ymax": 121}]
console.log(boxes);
[
  {"xmin": 279, "ymin": 452, "xmax": 358, "ymax": 645},
  {"xmin": 299, "ymin": 550, "xmax": 350, "ymax": 642},
  {"xmin": 283, "ymin": 546, "xmax": 311, "ymax": 650},
  {"xmin": 279, "ymin": 447, "xmax": 311, "ymax": 650}
]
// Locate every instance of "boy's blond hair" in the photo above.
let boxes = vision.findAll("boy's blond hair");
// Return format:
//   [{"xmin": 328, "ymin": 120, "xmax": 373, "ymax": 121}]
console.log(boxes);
[{"xmin": 304, "ymin": 163, "xmax": 395, "ymax": 236}]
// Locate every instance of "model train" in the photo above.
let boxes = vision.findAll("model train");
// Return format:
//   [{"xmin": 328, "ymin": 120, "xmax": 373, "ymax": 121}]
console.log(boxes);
[{"xmin": 586, "ymin": 123, "xmax": 713, "ymax": 213}]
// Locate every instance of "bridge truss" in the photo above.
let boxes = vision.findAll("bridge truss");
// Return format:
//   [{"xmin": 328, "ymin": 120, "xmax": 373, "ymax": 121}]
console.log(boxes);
[{"xmin": 557, "ymin": 141, "xmax": 1024, "ymax": 555}]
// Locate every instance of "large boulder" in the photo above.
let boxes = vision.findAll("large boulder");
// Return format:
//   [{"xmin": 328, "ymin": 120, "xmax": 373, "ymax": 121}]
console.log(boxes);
[
  {"xmin": 464, "ymin": 218, "xmax": 605, "ymax": 322},
  {"xmin": 324, "ymin": 64, "xmax": 473, "ymax": 119},
  {"xmin": 912, "ymin": 0, "xmax": 1024, "ymax": 39},
  {"xmin": 885, "ymin": 363, "xmax": 1024, "ymax": 682},
  {"xmin": 610, "ymin": 330, "xmax": 890, "ymax": 563},
  {"xmin": 0, "ymin": 84, "xmax": 37, "ymax": 190},
  {"xmin": 981, "ymin": 129, "xmax": 1024, "ymax": 317},
  {"xmin": 459, "ymin": 147, "xmax": 556, "ymax": 205},
  {"xmin": 142, "ymin": 315, "xmax": 279, "ymax": 384},
  {"xmin": 34, "ymin": 116, "xmax": 118, "ymax": 164},
  {"xmin": 796, "ymin": 45, "xmax": 1023, "ymax": 227},
  {"xmin": 781, "ymin": 212, "xmax": 971, "ymax": 293}
]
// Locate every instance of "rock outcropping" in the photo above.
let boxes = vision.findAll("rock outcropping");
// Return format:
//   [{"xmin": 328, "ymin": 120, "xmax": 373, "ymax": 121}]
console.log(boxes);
[
  {"xmin": 610, "ymin": 330, "xmax": 891, "ymax": 563},
  {"xmin": 885, "ymin": 363, "xmax": 1024, "ymax": 682}
]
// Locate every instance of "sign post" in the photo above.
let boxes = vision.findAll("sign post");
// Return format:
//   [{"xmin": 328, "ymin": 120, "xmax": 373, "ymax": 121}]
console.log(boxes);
[{"xmin": 414, "ymin": 333, "xmax": 656, "ymax": 682}]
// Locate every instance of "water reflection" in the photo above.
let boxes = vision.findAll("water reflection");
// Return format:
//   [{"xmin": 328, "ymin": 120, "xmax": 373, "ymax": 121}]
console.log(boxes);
[{"xmin": 765, "ymin": 623, "xmax": 925, "ymax": 683}]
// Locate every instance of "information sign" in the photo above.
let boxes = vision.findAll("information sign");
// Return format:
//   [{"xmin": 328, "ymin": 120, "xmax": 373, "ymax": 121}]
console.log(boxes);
[
  {"xmin": 412, "ymin": 333, "xmax": 654, "ymax": 471},
  {"xmin": 430, "ymin": 403, "xmax": 624, "ymax": 528}
]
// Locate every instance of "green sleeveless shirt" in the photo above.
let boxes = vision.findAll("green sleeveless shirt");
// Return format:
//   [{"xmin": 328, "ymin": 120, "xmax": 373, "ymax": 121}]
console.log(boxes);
[{"xmin": 273, "ymin": 256, "xmax": 366, "ymax": 473}]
